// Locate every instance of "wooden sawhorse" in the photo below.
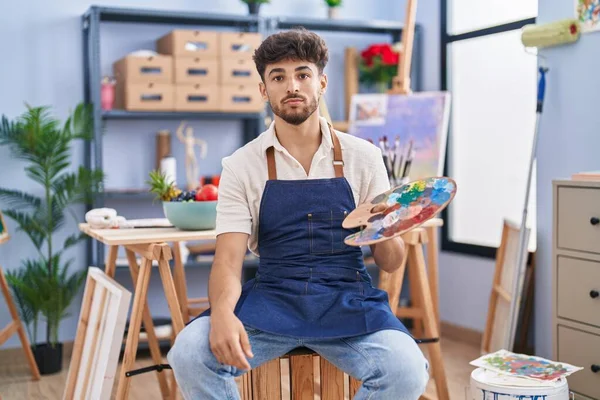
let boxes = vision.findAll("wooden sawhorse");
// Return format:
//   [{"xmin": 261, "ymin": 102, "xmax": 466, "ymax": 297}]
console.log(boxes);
[
  {"xmin": 0, "ymin": 266, "xmax": 40, "ymax": 380},
  {"xmin": 79, "ymin": 223, "xmax": 217, "ymax": 400}
]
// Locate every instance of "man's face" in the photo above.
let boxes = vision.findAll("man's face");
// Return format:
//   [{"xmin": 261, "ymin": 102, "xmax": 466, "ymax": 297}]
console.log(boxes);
[{"xmin": 259, "ymin": 59, "xmax": 327, "ymax": 126}]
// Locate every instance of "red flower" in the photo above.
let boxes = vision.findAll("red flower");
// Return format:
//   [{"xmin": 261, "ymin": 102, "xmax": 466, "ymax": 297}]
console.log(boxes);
[{"xmin": 360, "ymin": 43, "xmax": 399, "ymax": 66}]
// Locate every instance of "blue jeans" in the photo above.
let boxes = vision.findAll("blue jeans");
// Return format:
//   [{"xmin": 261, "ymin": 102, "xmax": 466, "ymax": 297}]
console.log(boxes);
[{"xmin": 167, "ymin": 316, "xmax": 429, "ymax": 400}]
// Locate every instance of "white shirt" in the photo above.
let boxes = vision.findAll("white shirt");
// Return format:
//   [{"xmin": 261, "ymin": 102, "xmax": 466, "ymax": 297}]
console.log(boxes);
[{"xmin": 216, "ymin": 116, "xmax": 390, "ymax": 255}]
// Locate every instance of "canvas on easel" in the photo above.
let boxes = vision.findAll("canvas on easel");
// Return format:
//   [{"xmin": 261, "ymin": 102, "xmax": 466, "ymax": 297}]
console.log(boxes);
[
  {"xmin": 63, "ymin": 267, "xmax": 131, "ymax": 400},
  {"xmin": 481, "ymin": 219, "xmax": 531, "ymax": 354}
]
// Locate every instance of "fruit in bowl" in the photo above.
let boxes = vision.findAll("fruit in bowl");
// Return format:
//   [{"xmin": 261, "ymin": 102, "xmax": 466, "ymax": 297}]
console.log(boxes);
[{"xmin": 147, "ymin": 170, "xmax": 218, "ymax": 230}]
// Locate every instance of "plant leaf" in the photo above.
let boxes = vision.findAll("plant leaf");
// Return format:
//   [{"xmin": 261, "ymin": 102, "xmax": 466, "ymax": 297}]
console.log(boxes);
[
  {"xmin": 0, "ymin": 188, "xmax": 41, "ymax": 210},
  {"xmin": 2, "ymin": 209, "xmax": 46, "ymax": 250}
]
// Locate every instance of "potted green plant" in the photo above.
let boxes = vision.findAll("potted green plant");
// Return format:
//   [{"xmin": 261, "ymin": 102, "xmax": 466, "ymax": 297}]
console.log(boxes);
[
  {"xmin": 241, "ymin": 0, "xmax": 269, "ymax": 15},
  {"xmin": 325, "ymin": 0, "xmax": 342, "ymax": 18},
  {"xmin": 0, "ymin": 103, "xmax": 104, "ymax": 374}
]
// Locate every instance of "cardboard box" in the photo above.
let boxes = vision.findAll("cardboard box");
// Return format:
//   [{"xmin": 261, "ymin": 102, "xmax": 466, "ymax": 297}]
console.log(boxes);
[
  {"xmin": 219, "ymin": 85, "xmax": 264, "ymax": 113},
  {"xmin": 113, "ymin": 54, "xmax": 173, "ymax": 83},
  {"xmin": 219, "ymin": 57, "xmax": 260, "ymax": 85},
  {"xmin": 175, "ymin": 84, "xmax": 219, "ymax": 111},
  {"xmin": 174, "ymin": 57, "xmax": 219, "ymax": 84},
  {"xmin": 220, "ymin": 32, "xmax": 262, "ymax": 58},
  {"xmin": 157, "ymin": 30, "xmax": 219, "ymax": 57},
  {"xmin": 114, "ymin": 81, "xmax": 174, "ymax": 111}
]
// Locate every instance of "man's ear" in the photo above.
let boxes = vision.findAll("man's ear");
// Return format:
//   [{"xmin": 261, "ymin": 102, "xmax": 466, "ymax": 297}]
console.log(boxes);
[
  {"xmin": 320, "ymin": 73, "xmax": 328, "ymax": 95},
  {"xmin": 259, "ymin": 81, "xmax": 268, "ymax": 101}
]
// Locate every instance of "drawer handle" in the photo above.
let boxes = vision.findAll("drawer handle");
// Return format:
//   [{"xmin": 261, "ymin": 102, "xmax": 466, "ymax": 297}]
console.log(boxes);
[
  {"xmin": 592, "ymin": 364, "xmax": 600, "ymax": 373},
  {"xmin": 591, "ymin": 217, "xmax": 600, "ymax": 225},
  {"xmin": 591, "ymin": 290, "xmax": 600, "ymax": 299}
]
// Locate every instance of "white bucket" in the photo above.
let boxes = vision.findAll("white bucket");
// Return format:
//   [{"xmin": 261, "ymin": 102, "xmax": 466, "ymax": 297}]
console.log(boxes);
[{"xmin": 470, "ymin": 368, "xmax": 570, "ymax": 400}]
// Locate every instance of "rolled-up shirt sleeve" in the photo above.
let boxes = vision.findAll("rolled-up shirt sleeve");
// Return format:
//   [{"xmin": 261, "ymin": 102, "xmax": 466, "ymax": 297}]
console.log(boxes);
[{"xmin": 215, "ymin": 158, "xmax": 252, "ymax": 236}]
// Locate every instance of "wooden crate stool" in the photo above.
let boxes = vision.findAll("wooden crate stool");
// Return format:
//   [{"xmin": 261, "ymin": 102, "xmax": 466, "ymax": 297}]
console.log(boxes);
[
  {"xmin": 237, "ymin": 227, "xmax": 448, "ymax": 400},
  {"xmin": 238, "ymin": 347, "xmax": 362, "ymax": 400}
]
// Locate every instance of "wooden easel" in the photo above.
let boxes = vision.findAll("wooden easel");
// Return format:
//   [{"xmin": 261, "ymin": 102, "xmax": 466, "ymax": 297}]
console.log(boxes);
[
  {"xmin": 481, "ymin": 220, "xmax": 534, "ymax": 355},
  {"xmin": 377, "ymin": 220, "xmax": 449, "ymax": 400},
  {"xmin": 377, "ymin": 2, "xmax": 449, "ymax": 399},
  {"xmin": 389, "ymin": 0, "xmax": 418, "ymax": 95},
  {"xmin": 0, "ymin": 266, "xmax": 41, "ymax": 380}
]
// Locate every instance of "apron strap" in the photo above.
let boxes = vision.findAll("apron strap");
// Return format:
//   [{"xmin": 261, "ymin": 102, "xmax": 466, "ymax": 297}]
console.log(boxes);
[
  {"xmin": 266, "ymin": 146, "xmax": 277, "ymax": 180},
  {"xmin": 266, "ymin": 122, "xmax": 344, "ymax": 180},
  {"xmin": 329, "ymin": 122, "xmax": 344, "ymax": 178}
]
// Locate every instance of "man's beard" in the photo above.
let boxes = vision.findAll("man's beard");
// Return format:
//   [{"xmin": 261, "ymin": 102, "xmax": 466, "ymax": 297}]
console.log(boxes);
[{"xmin": 270, "ymin": 94, "xmax": 319, "ymax": 125}]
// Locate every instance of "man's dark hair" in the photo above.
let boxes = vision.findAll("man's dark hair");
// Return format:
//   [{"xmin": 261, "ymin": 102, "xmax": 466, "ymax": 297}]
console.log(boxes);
[{"xmin": 253, "ymin": 27, "xmax": 329, "ymax": 81}]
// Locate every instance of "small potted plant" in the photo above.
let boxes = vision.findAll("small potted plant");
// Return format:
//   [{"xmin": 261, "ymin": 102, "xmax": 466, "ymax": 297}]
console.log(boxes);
[
  {"xmin": 358, "ymin": 43, "xmax": 401, "ymax": 92},
  {"xmin": 241, "ymin": 0, "xmax": 270, "ymax": 15},
  {"xmin": 325, "ymin": 0, "xmax": 342, "ymax": 19},
  {"xmin": 0, "ymin": 103, "xmax": 104, "ymax": 374}
]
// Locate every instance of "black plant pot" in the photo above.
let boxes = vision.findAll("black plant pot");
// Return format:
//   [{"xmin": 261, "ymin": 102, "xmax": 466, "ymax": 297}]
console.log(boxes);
[
  {"xmin": 247, "ymin": 2, "xmax": 261, "ymax": 15},
  {"xmin": 33, "ymin": 342, "xmax": 63, "ymax": 375}
]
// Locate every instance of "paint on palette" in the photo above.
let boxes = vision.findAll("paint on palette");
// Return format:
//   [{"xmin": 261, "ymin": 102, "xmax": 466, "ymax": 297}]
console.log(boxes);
[{"xmin": 342, "ymin": 177, "xmax": 456, "ymax": 246}]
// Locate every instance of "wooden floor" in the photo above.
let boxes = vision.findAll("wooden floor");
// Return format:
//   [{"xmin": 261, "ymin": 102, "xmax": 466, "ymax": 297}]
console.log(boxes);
[{"xmin": 0, "ymin": 335, "xmax": 480, "ymax": 399}]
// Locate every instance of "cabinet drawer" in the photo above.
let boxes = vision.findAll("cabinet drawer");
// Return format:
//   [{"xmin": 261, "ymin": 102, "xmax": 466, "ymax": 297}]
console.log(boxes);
[
  {"xmin": 557, "ymin": 187, "xmax": 600, "ymax": 254},
  {"xmin": 557, "ymin": 326, "xmax": 600, "ymax": 399},
  {"xmin": 558, "ymin": 256, "xmax": 600, "ymax": 327}
]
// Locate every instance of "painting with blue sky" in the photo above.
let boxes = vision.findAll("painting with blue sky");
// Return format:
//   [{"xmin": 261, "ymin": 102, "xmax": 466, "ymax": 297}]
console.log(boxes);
[{"xmin": 348, "ymin": 92, "xmax": 451, "ymax": 185}]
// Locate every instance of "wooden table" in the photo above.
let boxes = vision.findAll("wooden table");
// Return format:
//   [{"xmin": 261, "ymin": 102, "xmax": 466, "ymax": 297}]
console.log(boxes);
[{"xmin": 79, "ymin": 224, "xmax": 217, "ymax": 400}]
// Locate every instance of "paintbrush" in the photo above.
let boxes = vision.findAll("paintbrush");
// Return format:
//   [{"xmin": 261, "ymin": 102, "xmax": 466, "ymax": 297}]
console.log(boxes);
[
  {"xmin": 378, "ymin": 137, "xmax": 391, "ymax": 179},
  {"xmin": 393, "ymin": 135, "xmax": 403, "ymax": 184},
  {"xmin": 401, "ymin": 139, "xmax": 414, "ymax": 181}
]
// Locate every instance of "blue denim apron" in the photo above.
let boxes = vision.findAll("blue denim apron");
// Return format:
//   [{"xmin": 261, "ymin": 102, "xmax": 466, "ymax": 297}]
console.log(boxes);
[{"xmin": 225, "ymin": 126, "xmax": 410, "ymax": 339}]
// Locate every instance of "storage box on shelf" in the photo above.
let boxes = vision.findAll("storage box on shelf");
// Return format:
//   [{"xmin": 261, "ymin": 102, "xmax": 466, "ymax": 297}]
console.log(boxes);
[
  {"xmin": 220, "ymin": 84, "xmax": 264, "ymax": 113},
  {"xmin": 113, "ymin": 54, "xmax": 175, "ymax": 111},
  {"xmin": 157, "ymin": 29, "xmax": 220, "ymax": 57},
  {"xmin": 157, "ymin": 29, "xmax": 223, "ymax": 112},
  {"xmin": 174, "ymin": 83, "xmax": 220, "ymax": 112},
  {"xmin": 174, "ymin": 57, "xmax": 219, "ymax": 84},
  {"xmin": 219, "ymin": 31, "xmax": 262, "ymax": 58},
  {"xmin": 552, "ymin": 178, "xmax": 600, "ymax": 400},
  {"xmin": 218, "ymin": 32, "xmax": 263, "ymax": 113}
]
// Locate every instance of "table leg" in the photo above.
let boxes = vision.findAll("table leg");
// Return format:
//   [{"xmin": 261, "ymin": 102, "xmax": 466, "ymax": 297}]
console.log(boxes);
[
  {"xmin": 157, "ymin": 244, "xmax": 186, "ymax": 399},
  {"xmin": 125, "ymin": 249, "xmax": 171, "ymax": 399},
  {"xmin": 116, "ymin": 257, "xmax": 153, "ymax": 400},
  {"xmin": 171, "ymin": 242, "xmax": 189, "ymax": 323},
  {"xmin": 425, "ymin": 226, "xmax": 440, "ymax": 331},
  {"xmin": 105, "ymin": 245, "xmax": 119, "ymax": 278},
  {"xmin": 157, "ymin": 257, "xmax": 185, "ymax": 335}
]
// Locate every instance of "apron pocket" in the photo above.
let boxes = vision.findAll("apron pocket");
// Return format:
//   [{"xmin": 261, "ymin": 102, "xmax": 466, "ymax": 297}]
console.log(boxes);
[{"xmin": 308, "ymin": 210, "xmax": 348, "ymax": 254}]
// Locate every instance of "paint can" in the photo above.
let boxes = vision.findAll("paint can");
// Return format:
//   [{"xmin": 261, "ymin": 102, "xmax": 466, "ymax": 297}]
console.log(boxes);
[{"xmin": 470, "ymin": 368, "xmax": 570, "ymax": 400}]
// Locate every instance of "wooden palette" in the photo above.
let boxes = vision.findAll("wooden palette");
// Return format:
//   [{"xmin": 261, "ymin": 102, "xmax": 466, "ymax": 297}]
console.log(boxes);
[{"xmin": 342, "ymin": 177, "xmax": 457, "ymax": 246}]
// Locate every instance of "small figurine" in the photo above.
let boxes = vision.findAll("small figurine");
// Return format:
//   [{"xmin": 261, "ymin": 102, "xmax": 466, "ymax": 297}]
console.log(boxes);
[{"xmin": 176, "ymin": 121, "xmax": 208, "ymax": 190}]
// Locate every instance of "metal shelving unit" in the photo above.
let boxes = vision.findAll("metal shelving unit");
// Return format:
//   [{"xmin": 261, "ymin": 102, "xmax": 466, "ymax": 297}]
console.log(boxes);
[
  {"xmin": 81, "ymin": 5, "xmax": 267, "ymax": 268},
  {"xmin": 81, "ymin": 5, "xmax": 421, "ymax": 269}
]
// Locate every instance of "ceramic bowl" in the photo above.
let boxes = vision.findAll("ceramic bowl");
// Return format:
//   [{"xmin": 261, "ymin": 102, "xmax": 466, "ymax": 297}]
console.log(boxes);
[{"xmin": 162, "ymin": 200, "xmax": 217, "ymax": 230}]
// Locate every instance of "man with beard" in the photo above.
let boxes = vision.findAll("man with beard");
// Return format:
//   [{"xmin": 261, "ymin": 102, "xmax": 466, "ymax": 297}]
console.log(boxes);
[{"xmin": 168, "ymin": 28, "xmax": 430, "ymax": 400}]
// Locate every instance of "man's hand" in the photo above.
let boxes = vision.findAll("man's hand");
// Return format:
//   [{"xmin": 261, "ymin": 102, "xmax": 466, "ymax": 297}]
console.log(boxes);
[
  {"xmin": 369, "ymin": 201, "xmax": 406, "ymax": 273},
  {"xmin": 209, "ymin": 308, "xmax": 254, "ymax": 370}
]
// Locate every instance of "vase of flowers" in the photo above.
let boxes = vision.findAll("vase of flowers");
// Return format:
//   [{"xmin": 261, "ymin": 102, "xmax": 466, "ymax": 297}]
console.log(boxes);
[
  {"xmin": 325, "ymin": 0, "xmax": 342, "ymax": 18},
  {"xmin": 358, "ymin": 43, "xmax": 401, "ymax": 93},
  {"xmin": 241, "ymin": 0, "xmax": 269, "ymax": 15}
]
